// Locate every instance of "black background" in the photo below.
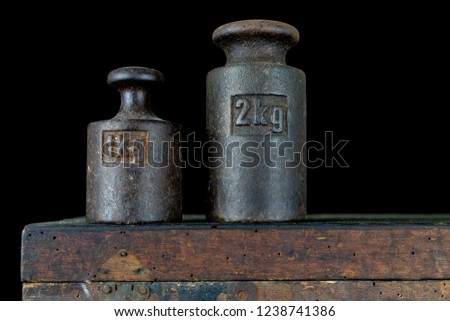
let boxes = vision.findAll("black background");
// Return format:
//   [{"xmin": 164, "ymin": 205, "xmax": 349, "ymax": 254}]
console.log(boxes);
[{"xmin": 3, "ymin": 4, "xmax": 449, "ymax": 300}]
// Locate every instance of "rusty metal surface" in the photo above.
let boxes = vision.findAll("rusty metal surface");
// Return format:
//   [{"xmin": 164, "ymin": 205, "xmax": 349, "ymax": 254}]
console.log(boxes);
[
  {"xmin": 86, "ymin": 67, "xmax": 182, "ymax": 224},
  {"xmin": 23, "ymin": 280, "xmax": 450, "ymax": 301},
  {"xmin": 206, "ymin": 20, "xmax": 307, "ymax": 222}
]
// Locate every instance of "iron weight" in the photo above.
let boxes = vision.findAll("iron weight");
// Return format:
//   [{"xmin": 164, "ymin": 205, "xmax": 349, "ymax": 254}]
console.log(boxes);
[
  {"xmin": 206, "ymin": 20, "xmax": 307, "ymax": 222},
  {"xmin": 86, "ymin": 67, "xmax": 182, "ymax": 224}
]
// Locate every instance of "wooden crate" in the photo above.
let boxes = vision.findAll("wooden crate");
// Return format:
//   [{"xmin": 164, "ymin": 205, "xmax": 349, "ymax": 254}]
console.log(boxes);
[{"xmin": 21, "ymin": 216, "xmax": 450, "ymax": 300}]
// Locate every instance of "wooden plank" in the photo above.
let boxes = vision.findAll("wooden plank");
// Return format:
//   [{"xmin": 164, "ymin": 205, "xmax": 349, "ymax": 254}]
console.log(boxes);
[
  {"xmin": 22, "ymin": 218, "xmax": 450, "ymax": 282},
  {"xmin": 23, "ymin": 280, "xmax": 450, "ymax": 301}
]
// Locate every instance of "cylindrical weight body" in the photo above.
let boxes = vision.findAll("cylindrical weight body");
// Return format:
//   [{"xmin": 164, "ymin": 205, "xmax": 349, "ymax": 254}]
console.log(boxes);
[
  {"xmin": 86, "ymin": 67, "xmax": 182, "ymax": 224},
  {"xmin": 206, "ymin": 20, "xmax": 307, "ymax": 222}
]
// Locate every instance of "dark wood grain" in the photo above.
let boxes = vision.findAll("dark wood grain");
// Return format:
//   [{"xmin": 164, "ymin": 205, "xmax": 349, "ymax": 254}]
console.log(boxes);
[
  {"xmin": 23, "ymin": 281, "xmax": 450, "ymax": 301},
  {"xmin": 22, "ymin": 218, "xmax": 450, "ymax": 282}
]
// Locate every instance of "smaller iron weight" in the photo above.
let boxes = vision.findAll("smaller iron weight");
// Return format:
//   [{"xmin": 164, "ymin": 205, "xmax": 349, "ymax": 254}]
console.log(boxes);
[{"xmin": 86, "ymin": 67, "xmax": 182, "ymax": 224}]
